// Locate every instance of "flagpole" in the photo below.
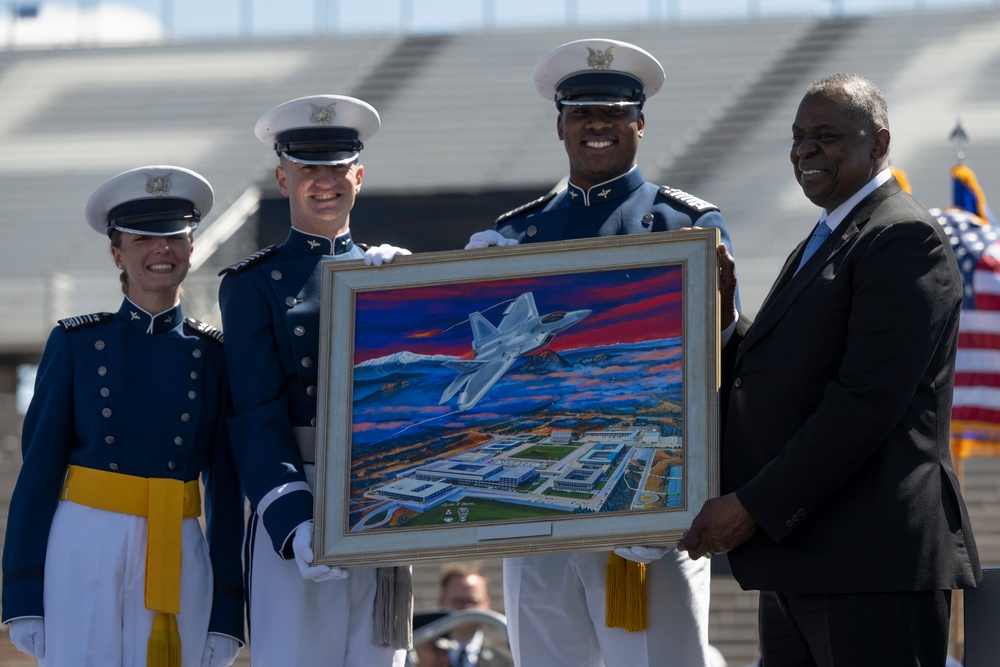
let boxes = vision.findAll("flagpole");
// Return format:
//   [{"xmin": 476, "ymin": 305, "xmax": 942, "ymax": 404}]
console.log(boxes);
[{"xmin": 950, "ymin": 119, "xmax": 968, "ymax": 163}]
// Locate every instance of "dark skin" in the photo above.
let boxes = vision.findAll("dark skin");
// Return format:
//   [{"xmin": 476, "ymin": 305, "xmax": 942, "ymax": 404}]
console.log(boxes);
[
  {"xmin": 790, "ymin": 89, "xmax": 890, "ymax": 211},
  {"xmin": 678, "ymin": 84, "xmax": 890, "ymax": 560},
  {"xmin": 557, "ymin": 103, "xmax": 644, "ymax": 191}
]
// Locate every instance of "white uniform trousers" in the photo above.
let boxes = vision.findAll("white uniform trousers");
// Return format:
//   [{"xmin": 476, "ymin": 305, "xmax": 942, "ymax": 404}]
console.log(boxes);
[
  {"xmin": 245, "ymin": 511, "xmax": 405, "ymax": 667},
  {"xmin": 41, "ymin": 501, "xmax": 213, "ymax": 667},
  {"xmin": 503, "ymin": 549, "xmax": 710, "ymax": 667}
]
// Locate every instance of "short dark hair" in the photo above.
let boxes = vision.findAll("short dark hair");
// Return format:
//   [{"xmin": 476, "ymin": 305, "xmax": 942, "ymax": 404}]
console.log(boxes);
[{"xmin": 806, "ymin": 73, "xmax": 889, "ymax": 137}]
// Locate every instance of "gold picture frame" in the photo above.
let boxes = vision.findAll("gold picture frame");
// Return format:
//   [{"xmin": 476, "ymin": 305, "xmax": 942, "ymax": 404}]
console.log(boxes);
[{"xmin": 313, "ymin": 230, "xmax": 720, "ymax": 566}]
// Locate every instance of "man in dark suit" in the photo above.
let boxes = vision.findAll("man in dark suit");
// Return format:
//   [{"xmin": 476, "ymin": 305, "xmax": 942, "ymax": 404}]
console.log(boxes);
[{"xmin": 679, "ymin": 73, "xmax": 982, "ymax": 666}]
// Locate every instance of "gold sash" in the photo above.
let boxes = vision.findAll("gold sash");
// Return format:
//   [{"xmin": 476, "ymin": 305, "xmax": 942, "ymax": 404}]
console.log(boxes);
[{"xmin": 62, "ymin": 465, "xmax": 201, "ymax": 667}]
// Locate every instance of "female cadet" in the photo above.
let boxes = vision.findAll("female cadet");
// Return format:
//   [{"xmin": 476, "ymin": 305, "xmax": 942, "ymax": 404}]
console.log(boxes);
[{"xmin": 1, "ymin": 166, "xmax": 245, "ymax": 667}]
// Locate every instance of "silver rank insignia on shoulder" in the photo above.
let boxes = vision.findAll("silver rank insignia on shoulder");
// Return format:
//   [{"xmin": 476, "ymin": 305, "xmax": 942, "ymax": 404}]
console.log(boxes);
[
  {"xmin": 494, "ymin": 191, "xmax": 557, "ymax": 226},
  {"xmin": 187, "ymin": 318, "xmax": 224, "ymax": 344},
  {"xmin": 58, "ymin": 312, "xmax": 114, "ymax": 331},
  {"xmin": 310, "ymin": 103, "xmax": 336, "ymax": 125},
  {"xmin": 146, "ymin": 173, "xmax": 172, "ymax": 197},
  {"xmin": 658, "ymin": 185, "xmax": 719, "ymax": 213},
  {"xmin": 219, "ymin": 244, "xmax": 279, "ymax": 276},
  {"xmin": 586, "ymin": 46, "xmax": 614, "ymax": 70}
]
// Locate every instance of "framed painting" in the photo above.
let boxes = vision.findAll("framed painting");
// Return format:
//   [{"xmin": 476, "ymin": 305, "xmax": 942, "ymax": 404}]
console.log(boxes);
[{"xmin": 313, "ymin": 230, "xmax": 720, "ymax": 567}]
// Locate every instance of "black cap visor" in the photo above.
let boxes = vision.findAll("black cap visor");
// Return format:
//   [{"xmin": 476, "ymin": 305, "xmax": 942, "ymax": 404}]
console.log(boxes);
[
  {"xmin": 107, "ymin": 197, "xmax": 200, "ymax": 237},
  {"xmin": 275, "ymin": 127, "xmax": 363, "ymax": 165},
  {"xmin": 555, "ymin": 72, "xmax": 645, "ymax": 108}
]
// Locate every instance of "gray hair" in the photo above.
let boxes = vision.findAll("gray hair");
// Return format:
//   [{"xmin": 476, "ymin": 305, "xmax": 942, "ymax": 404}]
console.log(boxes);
[{"xmin": 806, "ymin": 73, "xmax": 889, "ymax": 137}]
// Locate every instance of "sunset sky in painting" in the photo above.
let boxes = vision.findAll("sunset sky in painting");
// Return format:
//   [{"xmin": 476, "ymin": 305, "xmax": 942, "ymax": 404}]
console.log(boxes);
[{"xmin": 351, "ymin": 264, "xmax": 683, "ymax": 364}]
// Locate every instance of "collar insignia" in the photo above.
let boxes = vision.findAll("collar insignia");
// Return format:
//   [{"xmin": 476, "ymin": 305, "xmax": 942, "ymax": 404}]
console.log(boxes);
[
  {"xmin": 130, "ymin": 311, "xmax": 140, "ymax": 320},
  {"xmin": 310, "ymin": 103, "xmax": 337, "ymax": 126},
  {"xmin": 597, "ymin": 188, "xmax": 612, "ymax": 199},
  {"xmin": 307, "ymin": 239, "xmax": 321, "ymax": 249},
  {"xmin": 586, "ymin": 46, "xmax": 614, "ymax": 70},
  {"xmin": 165, "ymin": 316, "xmax": 173, "ymax": 324},
  {"xmin": 570, "ymin": 190, "xmax": 578, "ymax": 199},
  {"xmin": 146, "ymin": 173, "xmax": 172, "ymax": 197}
]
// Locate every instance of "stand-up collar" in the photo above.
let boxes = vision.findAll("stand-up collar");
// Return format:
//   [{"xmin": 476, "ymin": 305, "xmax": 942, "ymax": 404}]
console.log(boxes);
[
  {"xmin": 286, "ymin": 227, "xmax": 355, "ymax": 255},
  {"xmin": 118, "ymin": 297, "xmax": 183, "ymax": 334},
  {"xmin": 566, "ymin": 166, "xmax": 644, "ymax": 207}
]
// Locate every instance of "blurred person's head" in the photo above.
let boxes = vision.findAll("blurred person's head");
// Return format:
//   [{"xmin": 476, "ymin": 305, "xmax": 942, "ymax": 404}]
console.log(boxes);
[{"xmin": 438, "ymin": 563, "xmax": 492, "ymax": 643}]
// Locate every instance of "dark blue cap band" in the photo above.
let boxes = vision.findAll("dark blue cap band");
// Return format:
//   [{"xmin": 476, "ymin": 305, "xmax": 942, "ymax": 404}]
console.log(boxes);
[
  {"xmin": 107, "ymin": 197, "xmax": 199, "ymax": 236},
  {"xmin": 274, "ymin": 127, "xmax": 363, "ymax": 161},
  {"xmin": 555, "ymin": 72, "xmax": 645, "ymax": 105}
]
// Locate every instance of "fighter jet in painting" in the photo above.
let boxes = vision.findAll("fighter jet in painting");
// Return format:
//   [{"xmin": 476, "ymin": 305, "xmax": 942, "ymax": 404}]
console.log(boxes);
[{"xmin": 440, "ymin": 292, "xmax": 591, "ymax": 412}]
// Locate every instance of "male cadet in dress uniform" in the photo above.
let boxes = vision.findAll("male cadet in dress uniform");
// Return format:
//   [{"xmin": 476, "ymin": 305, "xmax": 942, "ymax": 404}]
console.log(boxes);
[
  {"xmin": 466, "ymin": 39, "xmax": 739, "ymax": 667},
  {"xmin": 218, "ymin": 95, "xmax": 410, "ymax": 667}
]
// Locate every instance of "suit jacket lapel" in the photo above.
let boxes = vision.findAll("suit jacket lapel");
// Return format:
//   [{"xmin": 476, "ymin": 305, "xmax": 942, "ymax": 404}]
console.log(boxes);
[{"xmin": 738, "ymin": 180, "xmax": 901, "ymax": 357}]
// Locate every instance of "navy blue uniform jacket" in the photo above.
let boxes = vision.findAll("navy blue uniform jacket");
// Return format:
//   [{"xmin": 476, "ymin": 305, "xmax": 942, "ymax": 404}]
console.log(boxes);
[
  {"xmin": 1, "ymin": 300, "xmax": 245, "ymax": 640},
  {"xmin": 218, "ymin": 228, "xmax": 363, "ymax": 555},
  {"xmin": 494, "ymin": 167, "xmax": 731, "ymax": 249}
]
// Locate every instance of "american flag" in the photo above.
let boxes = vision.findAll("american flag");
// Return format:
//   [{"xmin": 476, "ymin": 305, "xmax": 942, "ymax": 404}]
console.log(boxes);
[{"xmin": 932, "ymin": 205, "xmax": 1000, "ymax": 457}]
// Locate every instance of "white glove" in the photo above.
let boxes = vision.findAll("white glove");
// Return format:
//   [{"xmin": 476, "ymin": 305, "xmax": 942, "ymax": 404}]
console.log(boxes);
[
  {"xmin": 200, "ymin": 633, "xmax": 241, "ymax": 667},
  {"xmin": 464, "ymin": 230, "xmax": 519, "ymax": 250},
  {"xmin": 291, "ymin": 521, "xmax": 349, "ymax": 582},
  {"xmin": 614, "ymin": 546, "xmax": 670, "ymax": 564},
  {"xmin": 9, "ymin": 617, "xmax": 45, "ymax": 659},
  {"xmin": 364, "ymin": 244, "xmax": 411, "ymax": 267}
]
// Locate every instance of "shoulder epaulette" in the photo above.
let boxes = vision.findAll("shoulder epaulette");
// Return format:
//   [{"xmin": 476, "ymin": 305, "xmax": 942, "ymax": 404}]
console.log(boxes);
[
  {"xmin": 186, "ymin": 318, "xmax": 224, "ymax": 344},
  {"xmin": 219, "ymin": 245, "xmax": 278, "ymax": 276},
  {"xmin": 658, "ymin": 185, "xmax": 719, "ymax": 213},
  {"xmin": 495, "ymin": 191, "xmax": 557, "ymax": 226},
  {"xmin": 58, "ymin": 312, "xmax": 114, "ymax": 331}
]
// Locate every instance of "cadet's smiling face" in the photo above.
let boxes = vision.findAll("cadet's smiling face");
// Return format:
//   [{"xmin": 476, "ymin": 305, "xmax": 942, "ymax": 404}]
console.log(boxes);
[
  {"xmin": 558, "ymin": 104, "xmax": 644, "ymax": 191},
  {"xmin": 276, "ymin": 158, "xmax": 364, "ymax": 238},
  {"xmin": 110, "ymin": 231, "xmax": 192, "ymax": 310}
]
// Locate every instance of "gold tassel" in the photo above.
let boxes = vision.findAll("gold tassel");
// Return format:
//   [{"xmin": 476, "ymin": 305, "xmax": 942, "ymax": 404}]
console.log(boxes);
[
  {"xmin": 625, "ymin": 557, "xmax": 648, "ymax": 631},
  {"xmin": 605, "ymin": 551, "xmax": 648, "ymax": 632},
  {"xmin": 148, "ymin": 612, "xmax": 182, "ymax": 667}
]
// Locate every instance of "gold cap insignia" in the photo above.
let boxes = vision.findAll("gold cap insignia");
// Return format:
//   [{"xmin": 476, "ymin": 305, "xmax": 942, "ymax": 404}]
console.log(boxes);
[
  {"xmin": 145, "ymin": 173, "xmax": 172, "ymax": 197},
  {"xmin": 586, "ymin": 46, "xmax": 614, "ymax": 71},
  {"xmin": 309, "ymin": 102, "xmax": 337, "ymax": 126}
]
